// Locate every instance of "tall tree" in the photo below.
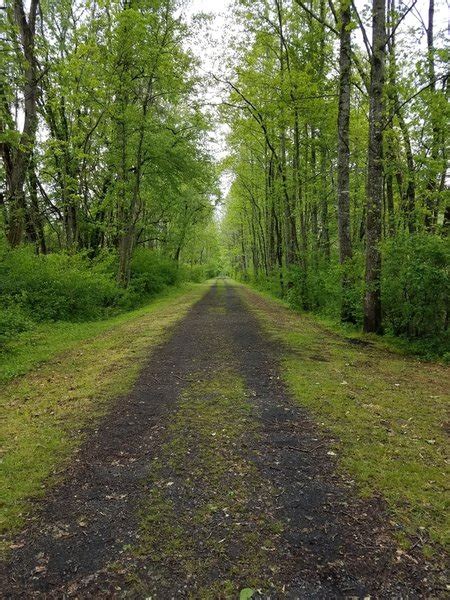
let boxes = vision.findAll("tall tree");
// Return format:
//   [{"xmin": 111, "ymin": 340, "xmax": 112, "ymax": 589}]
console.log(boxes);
[
  {"xmin": 336, "ymin": 0, "xmax": 353, "ymax": 322},
  {"xmin": 1, "ymin": 0, "xmax": 39, "ymax": 247},
  {"xmin": 363, "ymin": 0, "xmax": 386, "ymax": 333},
  {"xmin": 424, "ymin": 0, "xmax": 439, "ymax": 231}
]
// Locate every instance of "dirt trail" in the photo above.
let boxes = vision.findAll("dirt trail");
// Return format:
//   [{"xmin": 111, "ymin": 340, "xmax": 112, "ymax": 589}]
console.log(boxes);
[{"xmin": 1, "ymin": 281, "xmax": 439, "ymax": 598}]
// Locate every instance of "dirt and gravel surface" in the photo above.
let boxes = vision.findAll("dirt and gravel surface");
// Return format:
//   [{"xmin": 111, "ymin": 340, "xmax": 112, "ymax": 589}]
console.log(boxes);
[{"xmin": 1, "ymin": 280, "xmax": 443, "ymax": 598}]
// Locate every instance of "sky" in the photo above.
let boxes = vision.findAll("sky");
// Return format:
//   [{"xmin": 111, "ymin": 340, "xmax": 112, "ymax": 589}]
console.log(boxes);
[
  {"xmin": 184, "ymin": 0, "xmax": 233, "ymax": 201},
  {"xmin": 188, "ymin": 0, "xmax": 228, "ymax": 14}
]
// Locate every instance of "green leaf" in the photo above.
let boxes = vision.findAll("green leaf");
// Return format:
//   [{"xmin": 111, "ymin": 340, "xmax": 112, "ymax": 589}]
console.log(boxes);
[{"xmin": 239, "ymin": 589, "xmax": 255, "ymax": 600}]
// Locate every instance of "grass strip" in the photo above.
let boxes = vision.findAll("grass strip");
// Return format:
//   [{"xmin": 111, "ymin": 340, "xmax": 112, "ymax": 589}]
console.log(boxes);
[
  {"xmin": 0, "ymin": 282, "xmax": 210, "ymax": 545},
  {"xmin": 125, "ymin": 367, "xmax": 283, "ymax": 598},
  {"xmin": 238, "ymin": 283, "xmax": 449, "ymax": 552}
]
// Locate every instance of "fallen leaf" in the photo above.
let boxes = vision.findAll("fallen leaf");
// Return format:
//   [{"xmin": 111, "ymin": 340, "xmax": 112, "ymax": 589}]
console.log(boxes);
[
  {"xmin": 239, "ymin": 589, "xmax": 255, "ymax": 600},
  {"xmin": 9, "ymin": 542, "xmax": 25, "ymax": 550},
  {"xmin": 34, "ymin": 565, "xmax": 47, "ymax": 574}
]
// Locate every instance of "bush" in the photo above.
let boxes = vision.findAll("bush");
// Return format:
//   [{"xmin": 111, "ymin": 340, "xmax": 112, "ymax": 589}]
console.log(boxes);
[
  {"xmin": 129, "ymin": 249, "xmax": 180, "ymax": 297},
  {"xmin": 284, "ymin": 252, "xmax": 364, "ymax": 324},
  {"xmin": 0, "ymin": 305, "xmax": 33, "ymax": 349},
  {"xmin": 382, "ymin": 234, "xmax": 449, "ymax": 344},
  {"xmin": 0, "ymin": 248, "xmax": 122, "ymax": 322},
  {"xmin": 181, "ymin": 261, "xmax": 220, "ymax": 282},
  {"xmin": 234, "ymin": 237, "xmax": 448, "ymax": 357},
  {"xmin": 0, "ymin": 245, "xmax": 210, "ymax": 351}
]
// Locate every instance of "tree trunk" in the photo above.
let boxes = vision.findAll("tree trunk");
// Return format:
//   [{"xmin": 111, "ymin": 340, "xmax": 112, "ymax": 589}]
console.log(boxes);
[
  {"xmin": 337, "ymin": 0, "xmax": 354, "ymax": 322},
  {"xmin": 3, "ymin": 0, "xmax": 39, "ymax": 247},
  {"xmin": 424, "ymin": 0, "xmax": 439, "ymax": 231},
  {"xmin": 27, "ymin": 153, "xmax": 46, "ymax": 253},
  {"xmin": 385, "ymin": 0, "xmax": 397, "ymax": 237},
  {"xmin": 397, "ymin": 110, "xmax": 416, "ymax": 233},
  {"xmin": 385, "ymin": 167, "xmax": 395, "ymax": 236},
  {"xmin": 364, "ymin": 0, "xmax": 386, "ymax": 334},
  {"xmin": 275, "ymin": 0, "xmax": 297, "ymax": 271}
]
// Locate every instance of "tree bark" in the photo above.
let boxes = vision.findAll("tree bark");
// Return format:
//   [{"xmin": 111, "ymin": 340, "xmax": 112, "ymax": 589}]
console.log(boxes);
[
  {"xmin": 424, "ymin": 0, "xmax": 439, "ymax": 231},
  {"xmin": 364, "ymin": 0, "xmax": 386, "ymax": 334},
  {"xmin": 337, "ymin": 0, "xmax": 354, "ymax": 322},
  {"xmin": 2, "ymin": 0, "xmax": 39, "ymax": 247},
  {"xmin": 27, "ymin": 153, "xmax": 46, "ymax": 253}
]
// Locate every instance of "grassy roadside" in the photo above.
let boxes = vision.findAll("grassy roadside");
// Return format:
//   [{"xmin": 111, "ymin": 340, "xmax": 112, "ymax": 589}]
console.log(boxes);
[
  {"xmin": 247, "ymin": 283, "xmax": 449, "ymax": 362},
  {"xmin": 238, "ymin": 283, "xmax": 449, "ymax": 552},
  {"xmin": 0, "ymin": 282, "xmax": 210, "ymax": 547},
  {"xmin": 1, "ymin": 283, "xmax": 203, "ymax": 383}
]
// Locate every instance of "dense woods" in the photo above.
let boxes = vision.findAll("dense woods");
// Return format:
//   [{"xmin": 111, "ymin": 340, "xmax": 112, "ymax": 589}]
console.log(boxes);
[
  {"xmin": 1, "ymin": 0, "xmax": 448, "ymax": 356},
  {"xmin": 221, "ymin": 0, "xmax": 448, "ymax": 354},
  {"xmin": 1, "ymin": 0, "xmax": 220, "ymax": 345},
  {"xmin": 1, "ymin": 4, "xmax": 450, "ymax": 594}
]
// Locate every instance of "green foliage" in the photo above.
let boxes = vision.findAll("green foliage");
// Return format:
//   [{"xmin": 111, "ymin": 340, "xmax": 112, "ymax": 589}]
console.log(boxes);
[
  {"xmin": 0, "ymin": 246, "xmax": 211, "ymax": 350},
  {"xmin": 182, "ymin": 264, "xmax": 207, "ymax": 283},
  {"xmin": 129, "ymin": 249, "xmax": 180, "ymax": 299},
  {"xmin": 0, "ymin": 247, "xmax": 122, "ymax": 322},
  {"xmin": 250, "ymin": 253, "xmax": 365, "ymax": 324},
  {"xmin": 382, "ymin": 234, "xmax": 449, "ymax": 350},
  {"xmin": 2, "ymin": 0, "xmax": 218, "ymax": 285},
  {"xmin": 240, "ymin": 589, "xmax": 255, "ymax": 600},
  {"xmin": 182, "ymin": 261, "xmax": 221, "ymax": 283},
  {"xmin": 221, "ymin": 0, "xmax": 448, "ymax": 356},
  {"xmin": 0, "ymin": 305, "xmax": 33, "ymax": 349},
  {"xmin": 239, "ymin": 234, "xmax": 449, "ymax": 357}
]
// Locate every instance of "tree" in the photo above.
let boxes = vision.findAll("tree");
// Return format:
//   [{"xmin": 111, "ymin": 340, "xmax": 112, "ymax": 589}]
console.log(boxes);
[
  {"xmin": 336, "ymin": 0, "xmax": 354, "ymax": 322},
  {"xmin": 363, "ymin": 0, "xmax": 386, "ymax": 334},
  {"xmin": 1, "ymin": 0, "xmax": 40, "ymax": 247}
]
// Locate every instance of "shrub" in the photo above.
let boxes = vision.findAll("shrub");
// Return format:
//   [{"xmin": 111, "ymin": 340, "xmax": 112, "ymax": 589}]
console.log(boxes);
[
  {"xmin": 183, "ymin": 264, "xmax": 204, "ymax": 283},
  {"xmin": 382, "ymin": 234, "xmax": 449, "ymax": 343},
  {"xmin": 0, "ymin": 304, "xmax": 33, "ymax": 349},
  {"xmin": 0, "ymin": 248, "xmax": 122, "ymax": 321},
  {"xmin": 182, "ymin": 261, "xmax": 220, "ymax": 282},
  {"xmin": 129, "ymin": 248, "xmax": 181, "ymax": 298},
  {"xmin": 284, "ymin": 252, "xmax": 364, "ymax": 324}
]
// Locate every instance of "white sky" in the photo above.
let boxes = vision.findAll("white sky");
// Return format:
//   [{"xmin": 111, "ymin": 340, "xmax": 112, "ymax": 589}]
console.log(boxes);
[{"xmin": 188, "ymin": 0, "xmax": 228, "ymax": 13}]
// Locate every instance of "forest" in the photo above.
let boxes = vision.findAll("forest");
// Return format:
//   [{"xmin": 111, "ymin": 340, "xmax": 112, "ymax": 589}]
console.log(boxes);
[
  {"xmin": 220, "ymin": 0, "xmax": 448, "ymax": 355},
  {"xmin": 1, "ymin": 0, "xmax": 221, "ymax": 350},
  {"xmin": 1, "ymin": 0, "xmax": 449, "ymax": 355},
  {"xmin": 1, "ymin": 0, "xmax": 448, "ymax": 359},
  {"xmin": 1, "ymin": 1, "xmax": 449, "ymax": 597}
]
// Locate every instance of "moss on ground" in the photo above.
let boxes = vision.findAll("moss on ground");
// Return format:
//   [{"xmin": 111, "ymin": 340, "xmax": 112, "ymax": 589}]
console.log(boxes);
[
  {"xmin": 130, "ymin": 368, "xmax": 283, "ymax": 598},
  {"xmin": 238, "ymin": 284, "xmax": 449, "ymax": 550},
  {"xmin": 0, "ymin": 283, "xmax": 209, "ymax": 545}
]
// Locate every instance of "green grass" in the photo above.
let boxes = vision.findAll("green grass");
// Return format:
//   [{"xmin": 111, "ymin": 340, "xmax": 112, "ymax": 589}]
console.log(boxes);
[
  {"xmin": 1, "ymin": 283, "xmax": 202, "ymax": 383},
  {"xmin": 246, "ymin": 280, "xmax": 449, "ymax": 361},
  {"xmin": 0, "ymin": 282, "xmax": 210, "ymax": 548},
  {"xmin": 238, "ymin": 283, "xmax": 450, "ymax": 551}
]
